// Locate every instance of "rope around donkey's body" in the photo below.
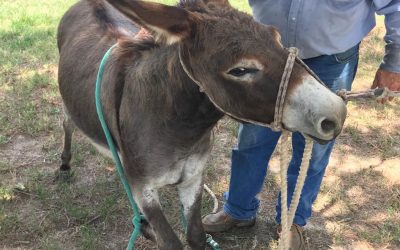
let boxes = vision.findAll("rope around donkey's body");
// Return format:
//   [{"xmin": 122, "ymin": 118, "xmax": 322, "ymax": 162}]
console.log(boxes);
[
  {"xmin": 95, "ymin": 44, "xmax": 144, "ymax": 250},
  {"xmin": 96, "ymin": 44, "xmax": 220, "ymax": 250}
]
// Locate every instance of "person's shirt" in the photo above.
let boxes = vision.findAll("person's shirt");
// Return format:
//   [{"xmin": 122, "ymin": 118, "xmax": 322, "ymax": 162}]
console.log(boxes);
[{"xmin": 249, "ymin": 0, "xmax": 400, "ymax": 73}]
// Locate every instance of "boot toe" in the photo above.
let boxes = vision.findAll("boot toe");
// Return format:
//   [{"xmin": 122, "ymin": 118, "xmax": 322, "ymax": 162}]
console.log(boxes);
[{"xmin": 202, "ymin": 210, "xmax": 256, "ymax": 233}]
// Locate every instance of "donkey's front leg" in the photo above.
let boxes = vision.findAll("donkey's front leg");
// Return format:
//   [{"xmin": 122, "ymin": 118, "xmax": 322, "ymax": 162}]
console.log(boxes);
[
  {"xmin": 133, "ymin": 185, "xmax": 183, "ymax": 250},
  {"xmin": 178, "ymin": 174, "xmax": 206, "ymax": 250}
]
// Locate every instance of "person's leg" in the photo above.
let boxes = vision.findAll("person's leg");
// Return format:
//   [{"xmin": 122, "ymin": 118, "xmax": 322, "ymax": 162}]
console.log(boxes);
[
  {"xmin": 276, "ymin": 133, "xmax": 336, "ymax": 226},
  {"xmin": 223, "ymin": 123, "xmax": 281, "ymax": 220},
  {"xmin": 202, "ymin": 124, "xmax": 281, "ymax": 232},
  {"xmin": 276, "ymin": 44, "xmax": 360, "ymax": 226}
]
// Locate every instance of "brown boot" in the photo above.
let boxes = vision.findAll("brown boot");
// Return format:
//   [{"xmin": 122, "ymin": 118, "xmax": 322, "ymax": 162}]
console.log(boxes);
[
  {"xmin": 277, "ymin": 224, "xmax": 307, "ymax": 250},
  {"xmin": 202, "ymin": 209, "xmax": 256, "ymax": 233}
]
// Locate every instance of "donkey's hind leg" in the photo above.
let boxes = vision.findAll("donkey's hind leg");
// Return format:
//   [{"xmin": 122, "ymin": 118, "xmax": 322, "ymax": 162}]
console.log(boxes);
[
  {"xmin": 57, "ymin": 111, "xmax": 75, "ymax": 180},
  {"xmin": 178, "ymin": 174, "xmax": 206, "ymax": 250},
  {"xmin": 132, "ymin": 184, "xmax": 183, "ymax": 250}
]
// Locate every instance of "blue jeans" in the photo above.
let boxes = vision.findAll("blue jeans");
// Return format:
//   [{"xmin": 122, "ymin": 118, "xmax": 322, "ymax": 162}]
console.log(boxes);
[{"xmin": 223, "ymin": 44, "xmax": 359, "ymax": 226}]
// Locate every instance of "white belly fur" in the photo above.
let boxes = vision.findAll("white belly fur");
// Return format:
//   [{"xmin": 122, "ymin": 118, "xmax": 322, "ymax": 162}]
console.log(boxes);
[{"xmin": 86, "ymin": 135, "xmax": 209, "ymax": 189}]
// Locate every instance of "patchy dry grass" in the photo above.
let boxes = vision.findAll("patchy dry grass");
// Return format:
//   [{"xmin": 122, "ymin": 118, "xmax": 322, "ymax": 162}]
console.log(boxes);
[{"xmin": 0, "ymin": 1, "xmax": 399, "ymax": 249}]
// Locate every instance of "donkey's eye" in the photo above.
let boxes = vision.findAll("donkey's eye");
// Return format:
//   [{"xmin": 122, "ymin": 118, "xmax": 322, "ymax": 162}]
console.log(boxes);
[
  {"xmin": 224, "ymin": 59, "xmax": 264, "ymax": 82},
  {"xmin": 228, "ymin": 67, "xmax": 259, "ymax": 77}
]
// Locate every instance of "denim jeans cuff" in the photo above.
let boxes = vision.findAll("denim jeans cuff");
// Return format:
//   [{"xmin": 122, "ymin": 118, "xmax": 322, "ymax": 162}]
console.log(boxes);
[{"xmin": 223, "ymin": 203, "xmax": 257, "ymax": 221}]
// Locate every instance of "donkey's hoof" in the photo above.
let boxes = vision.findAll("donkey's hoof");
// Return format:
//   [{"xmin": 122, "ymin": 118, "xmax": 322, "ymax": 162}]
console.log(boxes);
[
  {"xmin": 140, "ymin": 219, "xmax": 156, "ymax": 242},
  {"xmin": 60, "ymin": 163, "xmax": 71, "ymax": 171},
  {"xmin": 54, "ymin": 169, "xmax": 74, "ymax": 182}
]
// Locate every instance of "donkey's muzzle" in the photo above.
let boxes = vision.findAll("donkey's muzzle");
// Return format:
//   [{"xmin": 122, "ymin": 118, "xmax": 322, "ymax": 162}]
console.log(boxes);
[
  {"xmin": 304, "ymin": 112, "xmax": 345, "ymax": 144},
  {"xmin": 282, "ymin": 75, "xmax": 347, "ymax": 143},
  {"xmin": 315, "ymin": 97, "xmax": 347, "ymax": 140}
]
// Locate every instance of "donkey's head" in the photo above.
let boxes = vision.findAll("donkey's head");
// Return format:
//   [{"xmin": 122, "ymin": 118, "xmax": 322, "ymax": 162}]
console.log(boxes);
[{"xmin": 106, "ymin": 0, "xmax": 347, "ymax": 143}]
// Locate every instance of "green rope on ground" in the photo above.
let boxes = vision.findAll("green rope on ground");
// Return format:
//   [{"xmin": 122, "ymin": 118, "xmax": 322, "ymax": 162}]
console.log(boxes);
[
  {"xmin": 206, "ymin": 234, "xmax": 221, "ymax": 250},
  {"xmin": 95, "ymin": 44, "xmax": 143, "ymax": 250},
  {"xmin": 96, "ymin": 44, "xmax": 220, "ymax": 250}
]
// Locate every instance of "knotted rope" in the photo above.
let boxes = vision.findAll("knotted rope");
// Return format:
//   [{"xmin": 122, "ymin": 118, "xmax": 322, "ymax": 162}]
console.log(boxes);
[
  {"xmin": 95, "ymin": 44, "xmax": 145, "ymax": 250},
  {"xmin": 95, "ymin": 33, "xmax": 399, "ymax": 249},
  {"xmin": 337, "ymin": 87, "xmax": 400, "ymax": 102},
  {"xmin": 273, "ymin": 47, "xmax": 315, "ymax": 250},
  {"xmin": 180, "ymin": 46, "xmax": 313, "ymax": 250},
  {"xmin": 178, "ymin": 46, "xmax": 301, "ymax": 130},
  {"xmin": 271, "ymin": 47, "xmax": 298, "ymax": 131},
  {"xmin": 278, "ymin": 132, "xmax": 313, "ymax": 250},
  {"xmin": 277, "ymin": 87, "xmax": 400, "ymax": 250},
  {"xmin": 96, "ymin": 44, "xmax": 221, "ymax": 250}
]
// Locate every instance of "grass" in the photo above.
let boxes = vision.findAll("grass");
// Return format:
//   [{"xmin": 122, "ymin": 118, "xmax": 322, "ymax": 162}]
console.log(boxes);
[
  {"xmin": 0, "ymin": 0, "xmax": 65, "ymax": 140},
  {"xmin": 0, "ymin": 0, "xmax": 399, "ymax": 249}
]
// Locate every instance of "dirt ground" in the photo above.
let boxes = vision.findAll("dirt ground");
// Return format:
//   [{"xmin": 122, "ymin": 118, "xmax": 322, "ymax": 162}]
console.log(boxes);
[{"xmin": 1, "ymin": 109, "xmax": 399, "ymax": 249}]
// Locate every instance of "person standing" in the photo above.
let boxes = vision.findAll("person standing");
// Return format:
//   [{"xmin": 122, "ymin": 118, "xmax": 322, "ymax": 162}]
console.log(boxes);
[{"xmin": 202, "ymin": 0, "xmax": 400, "ymax": 249}]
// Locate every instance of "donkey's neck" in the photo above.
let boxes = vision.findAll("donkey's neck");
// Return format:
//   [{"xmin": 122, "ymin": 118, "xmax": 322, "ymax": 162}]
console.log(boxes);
[{"xmin": 122, "ymin": 44, "xmax": 224, "ymax": 139}]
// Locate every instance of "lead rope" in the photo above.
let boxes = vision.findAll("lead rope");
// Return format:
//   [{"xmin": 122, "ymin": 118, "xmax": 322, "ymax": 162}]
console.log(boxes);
[
  {"xmin": 179, "ymin": 46, "xmax": 313, "ymax": 250},
  {"xmin": 337, "ymin": 87, "xmax": 400, "ymax": 101},
  {"xmin": 278, "ymin": 132, "xmax": 313, "ymax": 250},
  {"xmin": 95, "ymin": 44, "xmax": 144, "ymax": 250},
  {"xmin": 278, "ymin": 131, "xmax": 290, "ymax": 250},
  {"xmin": 273, "ymin": 48, "xmax": 314, "ymax": 250},
  {"xmin": 96, "ymin": 44, "xmax": 220, "ymax": 250},
  {"xmin": 97, "ymin": 43, "xmax": 313, "ymax": 249}
]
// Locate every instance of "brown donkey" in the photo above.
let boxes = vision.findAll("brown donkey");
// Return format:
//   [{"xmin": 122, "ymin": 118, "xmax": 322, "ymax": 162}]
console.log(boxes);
[{"xmin": 57, "ymin": 0, "xmax": 347, "ymax": 249}]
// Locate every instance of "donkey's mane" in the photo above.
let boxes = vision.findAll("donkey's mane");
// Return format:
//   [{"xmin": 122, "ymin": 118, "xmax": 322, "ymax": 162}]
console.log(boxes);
[{"xmin": 178, "ymin": 0, "xmax": 254, "ymax": 22}]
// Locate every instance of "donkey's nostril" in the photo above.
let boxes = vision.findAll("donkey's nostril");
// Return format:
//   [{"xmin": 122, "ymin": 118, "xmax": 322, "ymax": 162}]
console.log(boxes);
[{"xmin": 320, "ymin": 119, "xmax": 337, "ymax": 134}]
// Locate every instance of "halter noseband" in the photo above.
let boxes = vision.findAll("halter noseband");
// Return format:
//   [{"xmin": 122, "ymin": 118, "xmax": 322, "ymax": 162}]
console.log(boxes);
[{"xmin": 178, "ymin": 46, "xmax": 301, "ymax": 131}]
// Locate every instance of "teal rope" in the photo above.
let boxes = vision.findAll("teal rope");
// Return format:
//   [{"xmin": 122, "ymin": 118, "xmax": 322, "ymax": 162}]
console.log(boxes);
[
  {"xmin": 96, "ymin": 44, "xmax": 220, "ymax": 250},
  {"xmin": 95, "ymin": 44, "xmax": 143, "ymax": 250}
]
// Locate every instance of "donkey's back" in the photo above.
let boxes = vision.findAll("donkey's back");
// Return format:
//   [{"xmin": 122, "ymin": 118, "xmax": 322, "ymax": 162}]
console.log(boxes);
[{"xmin": 57, "ymin": 0, "xmax": 138, "ymax": 143}]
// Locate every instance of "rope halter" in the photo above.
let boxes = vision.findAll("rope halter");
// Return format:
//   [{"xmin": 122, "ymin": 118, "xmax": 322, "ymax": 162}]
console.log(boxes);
[
  {"xmin": 178, "ymin": 46, "xmax": 302, "ymax": 131},
  {"xmin": 178, "ymin": 46, "xmax": 318, "ymax": 250},
  {"xmin": 271, "ymin": 47, "xmax": 298, "ymax": 131}
]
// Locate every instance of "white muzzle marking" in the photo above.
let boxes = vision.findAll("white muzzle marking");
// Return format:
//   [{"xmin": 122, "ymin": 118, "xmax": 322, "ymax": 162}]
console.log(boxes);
[{"xmin": 282, "ymin": 75, "xmax": 347, "ymax": 141}]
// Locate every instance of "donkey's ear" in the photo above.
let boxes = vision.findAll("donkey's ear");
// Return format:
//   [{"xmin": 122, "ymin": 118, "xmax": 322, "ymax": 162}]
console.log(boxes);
[{"xmin": 106, "ymin": 0, "xmax": 196, "ymax": 44}]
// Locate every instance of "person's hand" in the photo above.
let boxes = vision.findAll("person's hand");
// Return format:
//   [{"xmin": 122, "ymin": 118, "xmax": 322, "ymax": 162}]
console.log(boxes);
[{"xmin": 371, "ymin": 68, "xmax": 400, "ymax": 103}]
